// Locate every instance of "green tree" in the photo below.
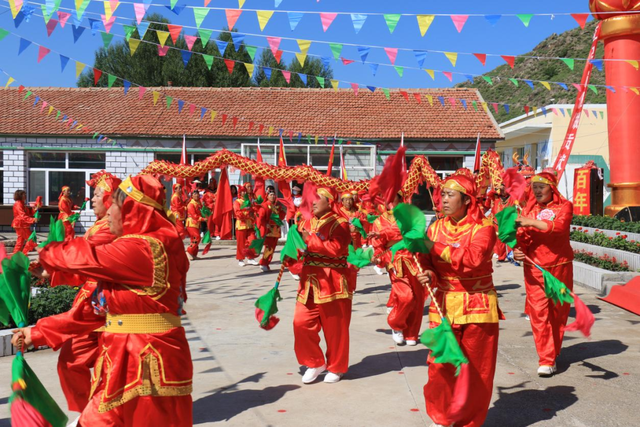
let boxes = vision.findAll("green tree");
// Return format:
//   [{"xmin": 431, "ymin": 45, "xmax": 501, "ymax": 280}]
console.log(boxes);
[{"xmin": 254, "ymin": 49, "xmax": 334, "ymax": 88}]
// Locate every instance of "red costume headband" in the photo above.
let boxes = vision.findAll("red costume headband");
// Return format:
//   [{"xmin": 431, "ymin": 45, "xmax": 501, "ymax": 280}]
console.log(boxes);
[
  {"xmin": 58, "ymin": 186, "xmax": 70, "ymax": 201},
  {"xmin": 87, "ymin": 171, "xmax": 122, "ymax": 209},
  {"xmin": 442, "ymin": 171, "xmax": 484, "ymax": 224}
]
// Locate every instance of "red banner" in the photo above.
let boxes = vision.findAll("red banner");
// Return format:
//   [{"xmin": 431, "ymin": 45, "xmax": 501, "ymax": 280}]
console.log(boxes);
[
  {"xmin": 553, "ymin": 22, "xmax": 601, "ymax": 179},
  {"xmin": 573, "ymin": 167, "xmax": 592, "ymax": 215}
]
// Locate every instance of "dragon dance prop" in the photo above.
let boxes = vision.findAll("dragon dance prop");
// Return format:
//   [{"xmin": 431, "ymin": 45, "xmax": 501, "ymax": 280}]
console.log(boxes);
[{"xmin": 141, "ymin": 149, "xmax": 505, "ymax": 198}]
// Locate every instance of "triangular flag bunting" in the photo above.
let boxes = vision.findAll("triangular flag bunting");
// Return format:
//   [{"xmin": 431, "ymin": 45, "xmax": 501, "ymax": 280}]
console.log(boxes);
[
  {"xmin": 473, "ymin": 53, "xmax": 486, "ymax": 66},
  {"xmin": 107, "ymin": 74, "xmax": 117, "ymax": 87},
  {"xmin": 133, "ymin": 3, "xmax": 145, "ymax": 24},
  {"xmin": 167, "ymin": 24, "xmax": 182, "ymax": 44},
  {"xmin": 540, "ymin": 81, "xmax": 551, "ymax": 91},
  {"xmin": 394, "ymin": 66, "xmax": 404, "ymax": 77},
  {"xmin": 561, "ymin": 58, "xmax": 575, "ymax": 70},
  {"xmin": 384, "ymin": 14, "xmax": 401, "ymax": 33},
  {"xmin": 225, "ymin": 9, "xmax": 241, "ymax": 30},
  {"xmin": 158, "ymin": 45, "xmax": 169, "ymax": 56},
  {"xmin": 571, "ymin": 13, "xmax": 589, "ymax": 29},
  {"xmin": 443, "ymin": 71, "xmax": 453, "ymax": 82},
  {"xmin": 501, "ymin": 55, "xmax": 515, "ymax": 68},
  {"xmin": 101, "ymin": 31, "xmax": 114, "ymax": 48},
  {"xmin": 184, "ymin": 35, "xmax": 197, "ymax": 51},
  {"xmin": 425, "ymin": 69, "xmax": 435, "ymax": 80},
  {"xmin": 330, "ymin": 43, "xmax": 343, "ymax": 60},
  {"xmin": 202, "ymin": 54, "xmax": 213, "ymax": 69},
  {"xmin": 267, "ymin": 37, "xmax": 281, "ymax": 55},
  {"xmin": 295, "ymin": 52, "xmax": 307, "ymax": 66},
  {"xmin": 93, "ymin": 68, "xmax": 102, "ymax": 84},
  {"xmin": 75, "ymin": 61, "xmax": 85, "ymax": 77},
  {"xmin": 46, "ymin": 18, "xmax": 58, "ymax": 36},
  {"xmin": 244, "ymin": 63, "xmax": 254, "ymax": 76},
  {"xmin": 444, "ymin": 52, "xmax": 458, "ymax": 67},
  {"xmin": 224, "ymin": 59, "xmax": 235, "ymax": 74},
  {"xmin": 320, "ymin": 12, "xmax": 337, "ymax": 32},
  {"xmin": 199, "ymin": 29, "xmax": 212, "ymax": 46},
  {"xmin": 157, "ymin": 31, "xmax": 170, "ymax": 47},
  {"xmin": 416, "ymin": 15, "xmax": 434, "ymax": 37},
  {"xmin": 517, "ymin": 14, "xmax": 533, "ymax": 27},
  {"xmin": 281, "ymin": 70, "xmax": 291, "ymax": 83},
  {"xmin": 123, "ymin": 24, "xmax": 135, "ymax": 41},
  {"xmin": 351, "ymin": 13, "xmax": 366, "ymax": 34},
  {"xmin": 450, "ymin": 15, "xmax": 468, "ymax": 33},
  {"xmin": 384, "ymin": 47, "xmax": 398, "ymax": 65},
  {"xmin": 194, "ymin": 7, "xmax": 209, "ymax": 28},
  {"xmin": 288, "ymin": 12, "xmax": 303, "ymax": 31},
  {"xmin": 257, "ymin": 10, "xmax": 274, "ymax": 31},
  {"xmin": 297, "ymin": 39, "xmax": 311, "ymax": 54},
  {"xmin": 37, "ymin": 46, "xmax": 51, "ymax": 63},
  {"xmin": 331, "ymin": 79, "xmax": 339, "ymax": 91},
  {"xmin": 358, "ymin": 46, "xmax": 370, "ymax": 64}
]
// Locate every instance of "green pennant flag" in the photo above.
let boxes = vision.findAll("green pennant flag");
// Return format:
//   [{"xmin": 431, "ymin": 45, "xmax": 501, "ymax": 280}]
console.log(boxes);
[
  {"xmin": 107, "ymin": 74, "xmax": 117, "ymax": 88},
  {"xmin": 351, "ymin": 218, "xmax": 367, "ymax": 238},
  {"xmin": 587, "ymin": 84, "xmax": 598, "ymax": 94},
  {"xmin": 38, "ymin": 217, "xmax": 65, "ymax": 248},
  {"xmin": 280, "ymin": 226, "xmax": 307, "ymax": 261},
  {"xmin": 537, "ymin": 266, "xmax": 574, "ymax": 305},
  {"xmin": 254, "ymin": 287, "xmax": 282, "ymax": 328},
  {"xmin": 420, "ymin": 317, "xmax": 469, "ymax": 375},
  {"xmin": 509, "ymin": 78, "xmax": 519, "ymax": 87},
  {"xmin": 394, "ymin": 66, "xmax": 404, "ymax": 77},
  {"xmin": 199, "ymin": 29, "xmax": 213, "ymax": 46},
  {"xmin": 245, "ymin": 45, "xmax": 257, "ymax": 61},
  {"xmin": 472, "ymin": 101, "xmax": 478, "ymax": 111},
  {"xmin": 68, "ymin": 199, "xmax": 88, "ymax": 224},
  {"xmin": 202, "ymin": 54, "xmax": 214, "ymax": 70},
  {"xmin": 393, "ymin": 203, "xmax": 432, "ymax": 254},
  {"xmin": 193, "ymin": 7, "xmax": 209, "ymax": 28},
  {"xmin": 100, "ymin": 32, "xmax": 114, "ymax": 49},
  {"xmin": 382, "ymin": 88, "xmax": 390, "ymax": 100},
  {"xmin": 0, "ymin": 28, "xmax": 9, "ymax": 42},
  {"xmin": 123, "ymin": 25, "xmax": 136, "ymax": 41},
  {"xmin": 383, "ymin": 14, "xmax": 401, "ymax": 33},
  {"xmin": 270, "ymin": 213, "xmax": 283, "ymax": 226},
  {"xmin": 316, "ymin": 76, "xmax": 325, "ymax": 88},
  {"xmin": 560, "ymin": 58, "xmax": 575, "ymax": 70},
  {"xmin": 329, "ymin": 43, "xmax": 343, "ymax": 60},
  {"xmin": 347, "ymin": 245, "xmax": 373, "ymax": 268},
  {"xmin": 516, "ymin": 14, "xmax": 534, "ymax": 27},
  {"xmin": 482, "ymin": 75, "xmax": 493, "ymax": 85},
  {"xmin": 166, "ymin": 96, "xmax": 173, "ymax": 109},
  {"xmin": 494, "ymin": 205, "xmax": 518, "ymax": 248},
  {"xmin": 201, "ymin": 230, "xmax": 211, "ymax": 244}
]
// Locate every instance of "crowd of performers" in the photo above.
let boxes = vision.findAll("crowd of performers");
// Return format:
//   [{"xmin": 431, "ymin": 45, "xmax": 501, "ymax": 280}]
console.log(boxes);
[{"xmin": 8, "ymin": 157, "xmax": 577, "ymax": 426}]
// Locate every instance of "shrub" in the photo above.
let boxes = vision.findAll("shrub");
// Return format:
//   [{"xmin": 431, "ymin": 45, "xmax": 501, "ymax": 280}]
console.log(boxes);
[
  {"xmin": 570, "ymin": 230, "xmax": 640, "ymax": 254},
  {"xmin": 573, "ymin": 250, "xmax": 631, "ymax": 271},
  {"xmin": 0, "ymin": 284, "xmax": 78, "ymax": 330},
  {"xmin": 572, "ymin": 215, "xmax": 640, "ymax": 233}
]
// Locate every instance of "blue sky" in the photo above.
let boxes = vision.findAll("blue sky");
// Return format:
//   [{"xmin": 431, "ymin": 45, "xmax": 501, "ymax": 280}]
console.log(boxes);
[{"xmin": 0, "ymin": 0, "xmax": 593, "ymax": 93}]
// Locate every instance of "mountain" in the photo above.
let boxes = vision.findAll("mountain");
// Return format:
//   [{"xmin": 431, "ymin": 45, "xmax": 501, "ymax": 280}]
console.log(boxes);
[{"xmin": 455, "ymin": 20, "xmax": 607, "ymax": 124}]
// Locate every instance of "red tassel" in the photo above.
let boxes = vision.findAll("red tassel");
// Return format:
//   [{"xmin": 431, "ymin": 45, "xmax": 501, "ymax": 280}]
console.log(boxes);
[
  {"xmin": 255, "ymin": 308, "xmax": 280, "ymax": 330},
  {"xmin": 565, "ymin": 293, "xmax": 595, "ymax": 338},
  {"xmin": 447, "ymin": 363, "xmax": 471, "ymax": 423},
  {"xmin": 369, "ymin": 146, "xmax": 407, "ymax": 204},
  {"xmin": 202, "ymin": 243, "xmax": 212, "ymax": 255}
]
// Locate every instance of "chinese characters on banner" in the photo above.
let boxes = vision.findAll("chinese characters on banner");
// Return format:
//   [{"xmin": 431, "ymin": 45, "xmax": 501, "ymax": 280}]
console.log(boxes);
[{"xmin": 573, "ymin": 168, "xmax": 592, "ymax": 215}]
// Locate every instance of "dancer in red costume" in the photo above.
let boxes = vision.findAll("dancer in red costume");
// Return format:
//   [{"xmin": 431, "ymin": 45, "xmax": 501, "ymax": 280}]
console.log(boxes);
[
  {"xmin": 371, "ymin": 192, "xmax": 424, "ymax": 347},
  {"xmin": 488, "ymin": 185, "xmax": 517, "ymax": 262},
  {"xmin": 170, "ymin": 183, "xmax": 187, "ymax": 239},
  {"xmin": 202, "ymin": 179, "xmax": 218, "ymax": 239},
  {"xmin": 514, "ymin": 170, "xmax": 574, "ymax": 377},
  {"xmin": 417, "ymin": 171, "xmax": 501, "ymax": 427},
  {"xmin": 58, "ymin": 185, "xmax": 78, "ymax": 241},
  {"xmin": 11, "ymin": 190, "xmax": 38, "ymax": 254},
  {"xmin": 292, "ymin": 187, "xmax": 356, "ymax": 384},
  {"xmin": 186, "ymin": 191, "xmax": 204, "ymax": 260},
  {"xmin": 234, "ymin": 183, "xmax": 258, "ymax": 266},
  {"xmin": 13, "ymin": 174, "xmax": 192, "ymax": 426},
  {"xmin": 338, "ymin": 191, "xmax": 366, "ymax": 248},
  {"xmin": 259, "ymin": 190, "xmax": 285, "ymax": 272}
]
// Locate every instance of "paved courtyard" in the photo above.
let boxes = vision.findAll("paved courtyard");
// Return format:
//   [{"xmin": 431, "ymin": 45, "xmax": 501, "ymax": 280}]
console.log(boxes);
[{"xmin": 0, "ymin": 244, "xmax": 638, "ymax": 426}]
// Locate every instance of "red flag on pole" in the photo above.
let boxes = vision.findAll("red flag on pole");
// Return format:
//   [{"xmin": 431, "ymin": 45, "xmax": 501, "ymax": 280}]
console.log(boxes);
[
  {"xmin": 340, "ymin": 147, "xmax": 348, "ymax": 180},
  {"xmin": 473, "ymin": 133, "xmax": 482, "ymax": 173},
  {"xmin": 211, "ymin": 167, "xmax": 233, "ymax": 240},
  {"xmin": 254, "ymin": 138, "xmax": 266, "ymax": 199},
  {"xmin": 326, "ymin": 137, "xmax": 336, "ymax": 176},
  {"xmin": 277, "ymin": 136, "xmax": 291, "ymax": 199}
]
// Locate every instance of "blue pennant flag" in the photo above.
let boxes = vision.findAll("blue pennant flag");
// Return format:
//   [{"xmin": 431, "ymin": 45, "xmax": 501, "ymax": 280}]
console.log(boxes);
[
  {"xmin": 72, "ymin": 16, "xmax": 82, "ymax": 27},
  {"xmin": 299, "ymin": 74, "xmax": 307, "ymax": 85},
  {"xmin": 22, "ymin": 5, "xmax": 34, "ymax": 22},
  {"xmin": 62, "ymin": 115, "xmax": 68, "ymax": 122},
  {"xmin": 288, "ymin": 12, "xmax": 303, "ymax": 31},
  {"xmin": 123, "ymin": 80, "xmax": 131, "ymax": 94},
  {"xmin": 297, "ymin": 132, "xmax": 302, "ymax": 142},
  {"xmin": 181, "ymin": 51, "xmax": 191, "ymax": 67},
  {"xmin": 215, "ymin": 40, "xmax": 228, "ymax": 55},
  {"xmin": 18, "ymin": 38, "xmax": 31, "ymax": 55},
  {"xmin": 275, "ymin": 0, "xmax": 283, "ymax": 7},
  {"xmin": 351, "ymin": 14, "xmax": 367, "ymax": 34},
  {"xmin": 200, "ymin": 107, "xmax": 206, "ymax": 119},
  {"xmin": 263, "ymin": 67, "xmax": 272, "ymax": 80},
  {"xmin": 485, "ymin": 15, "xmax": 501, "ymax": 26},
  {"xmin": 605, "ymin": 86, "xmax": 615, "ymax": 93},
  {"xmin": 71, "ymin": 120, "xmax": 77, "ymax": 129},
  {"xmin": 33, "ymin": 96, "xmax": 40, "ymax": 106},
  {"xmin": 504, "ymin": 104, "xmax": 510, "ymax": 113},
  {"xmin": 367, "ymin": 86, "xmax": 376, "ymax": 93},
  {"xmin": 461, "ymin": 99, "xmax": 467, "ymax": 110},
  {"xmin": 278, "ymin": 128, "xmax": 283, "ymax": 137},
  {"xmin": 541, "ymin": 106, "xmax": 548, "ymax": 116},
  {"xmin": 230, "ymin": 33, "xmax": 245, "ymax": 50},
  {"xmin": 13, "ymin": 11, "xmax": 25, "ymax": 28},
  {"xmin": 321, "ymin": 57, "xmax": 331, "ymax": 69},
  {"xmin": 357, "ymin": 46, "xmax": 370, "ymax": 64},
  {"xmin": 177, "ymin": 99, "xmax": 185, "ymax": 113},
  {"xmin": 138, "ymin": 21, "xmax": 150, "ymax": 38},
  {"xmin": 72, "ymin": 25, "xmax": 85, "ymax": 43},
  {"xmin": 143, "ymin": 0, "xmax": 152, "ymax": 10},
  {"xmin": 556, "ymin": 82, "xmax": 568, "ymax": 90},
  {"xmin": 60, "ymin": 55, "xmax": 69, "ymax": 72},
  {"xmin": 166, "ymin": 5, "xmax": 185, "ymax": 15},
  {"xmin": 559, "ymin": 108, "xmax": 565, "ymax": 117},
  {"xmin": 589, "ymin": 59, "xmax": 603, "ymax": 71},
  {"xmin": 369, "ymin": 63, "xmax": 379, "ymax": 76},
  {"xmin": 88, "ymin": 19, "xmax": 102, "ymax": 35},
  {"xmin": 464, "ymin": 74, "xmax": 475, "ymax": 82},
  {"xmin": 524, "ymin": 80, "xmax": 534, "ymax": 90},
  {"xmin": 437, "ymin": 96, "xmax": 445, "ymax": 106},
  {"xmin": 413, "ymin": 50, "xmax": 427, "ymax": 68}
]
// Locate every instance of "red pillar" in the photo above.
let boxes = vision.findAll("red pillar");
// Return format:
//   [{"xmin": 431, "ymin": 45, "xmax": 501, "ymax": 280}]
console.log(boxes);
[{"xmin": 590, "ymin": 1, "xmax": 640, "ymax": 216}]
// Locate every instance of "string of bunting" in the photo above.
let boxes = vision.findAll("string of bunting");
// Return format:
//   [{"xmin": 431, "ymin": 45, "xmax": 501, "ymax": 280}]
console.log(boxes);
[
  {"xmin": 0, "ymin": 25, "xmax": 617, "ymax": 127},
  {"xmin": 0, "ymin": 69, "xmax": 116, "ymax": 145},
  {"xmin": 7, "ymin": 0, "xmax": 636, "ymax": 36},
  {"xmin": 4, "ymin": 7, "xmax": 640, "ymax": 100}
]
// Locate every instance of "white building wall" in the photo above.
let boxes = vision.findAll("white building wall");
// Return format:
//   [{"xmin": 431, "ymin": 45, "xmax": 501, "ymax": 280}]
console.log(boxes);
[{"xmin": 3, "ymin": 150, "xmax": 26, "ymax": 205}]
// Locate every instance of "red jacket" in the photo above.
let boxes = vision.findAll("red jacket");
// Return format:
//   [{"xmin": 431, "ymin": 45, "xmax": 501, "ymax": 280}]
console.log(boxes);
[
  {"xmin": 185, "ymin": 199, "xmax": 203, "ymax": 229},
  {"xmin": 170, "ymin": 193, "xmax": 186, "ymax": 221},
  {"xmin": 58, "ymin": 196, "xmax": 75, "ymax": 222},
  {"xmin": 11, "ymin": 200, "xmax": 35, "ymax": 229}
]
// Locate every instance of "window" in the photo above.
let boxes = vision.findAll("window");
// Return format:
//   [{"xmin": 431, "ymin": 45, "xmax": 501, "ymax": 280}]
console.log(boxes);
[{"xmin": 27, "ymin": 152, "xmax": 105, "ymax": 206}]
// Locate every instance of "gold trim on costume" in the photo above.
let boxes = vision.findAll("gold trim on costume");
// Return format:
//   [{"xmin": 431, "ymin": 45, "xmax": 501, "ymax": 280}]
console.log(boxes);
[
  {"xmin": 119, "ymin": 176, "xmax": 165, "ymax": 211},
  {"xmin": 317, "ymin": 188, "xmax": 334, "ymax": 201},
  {"xmin": 104, "ymin": 313, "xmax": 181, "ymax": 334},
  {"xmin": 531, "ymin": 175, "xmax": 556, "ymax": 187},
  {"xmin": 442, "ymin": 180, "xmax": 467, "ymax": 195},
  {"xmin": 117, "ymin": 235, "xmax": 170, "ymax": 300}
]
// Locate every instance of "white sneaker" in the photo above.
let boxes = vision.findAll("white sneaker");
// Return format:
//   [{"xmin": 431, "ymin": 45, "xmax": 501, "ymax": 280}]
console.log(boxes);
[
  {"xmin": 67, "ymin": 416, "xmax": 80, "ymax": 427},
  {"xmin": 247, "ymin": 258, "xmax": 259, "ymax": 266},
  {"xmin": 525, "ymin": 314, "xmax": 530, "ymax": 321},
  {"xmin": 260, "ymin": 265, "xmax": 270, "ymax": 272},
  {"xmin": 290, "ymin": 272, "xmax": 300, "ymax": 281},
  {"xmin": 373, "ymin": 265, "xmax": 386, "ymax": 275},
  {"xmin": 302, "ymin": 364, "xmax": 326, "ymax": 384},
  {"xmin": 186, "ymin": 253, "xmax": 194, "ymax": 261},
  {"xmin": 324, "ymin": 372, "xmax": 343, "ymax": 383},
  {"xmin": 238, "ymin": 260, "xmax": 246, "ymax": 267},
  {"xmin": 215, "ymin": 236, "xmax": 221, "ymax": 240},
  {"xmin": 537, "ymin": 364, "xmax": 556, "ymax": 377},
  {"xmin": 406, "ymin": 340, "xmax": 417, "ymax": 346},
  {"xmin": 392, "ymin": 330, "xmax": 405, "ymax": 345},
  {"xmin": 386, "ymin": 306, "xmax": 393, "ymax": 315}
]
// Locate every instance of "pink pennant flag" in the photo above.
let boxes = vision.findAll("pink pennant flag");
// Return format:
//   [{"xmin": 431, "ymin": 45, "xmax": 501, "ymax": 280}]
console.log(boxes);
[
  {"xmin": 184, "ymin": 35, "xmax": 197, "ymax": 51},
  {"xmin": 134, "ymin": 3, "xmax": 145, "ymax": 24},
  {"xmin": 41, "ymin": 101, "xmax": 48, "ymax": 112},
  {"xmin": 46, "ymin": 19, "xmax": 58, "ymax": 37},
  {"xmin": 341, "ymin": 57, "xmax": 354, "ymax": 65},
  {"xmin": 281, "ymin": 70, "xmax": 291, "ymax": 83},
  {"xmin": 101, "ymin": 15, "xmax": 116, "ymax": 33},
  {"xmin": 584, "ymin": 109, "xmax": 590, "ymax": 118},
  {"xmin": 384, "ymin": 47, "xmax": 398, "ymax": 65},
  {"xmin": 443, "ymin": 71, "xmax": 453, "ymax": 82},
  {"xmin": 320, "ymin": 12, "xmax": 337, "ymax": 32},
  {"xmin": 501, "ymin": 55, "xmax": 515, "ymax": 68},
  {"xmin": 492, "ymin": 103, "xmax": 499, "ymax": 114},
  {"xmin": 351, "ymin": 83, "xmax": 359, "ymax": 96},
  {"xmin": 189, "ymin": 103, "xmax": 196, "ymax": 115},
  {"xmin": 138, "ymin": 86, "xmax": 146, "ymax": 100},
  {"xmin": 37, "ymin": 46, "xmax": 51, "ymax": 63},
  {"xmin": 267, "ymin": 37, "xmax": 281, "ymax": 56},
  {"xmin": 473, "ymin": 53, "xmax": 486, "ymax": 66},
  {"xmin": 158, "ymin": 45, "xmax": 169, "ymax": 56},
  {"xmin": 226, "ymin": 9, "xmax": 242, "ymax": 30},
  {"xmin": 58, "ymin": 12, "xmax": 70, "ymax": 28},
  {"xmin": 449, "ymin": 98, "xmax": 456, "ymax": 107},
  {"xmin": 552, "ymin": 108, "xmax": 558, "ymax": 115},
  {"xmin": 571, "ymin": 13, "xmax": 589, "ymax": 29},
  {"xmin": 204, "ymin": 0, "xmax": 211, "ymax": 5},
  {"xmin": 572, "ymin": 83, "xmax": 582, "ymax": 91},
  {"xmin": 450, "ymin": 15, "xmax": 468, "ymax": 33}
]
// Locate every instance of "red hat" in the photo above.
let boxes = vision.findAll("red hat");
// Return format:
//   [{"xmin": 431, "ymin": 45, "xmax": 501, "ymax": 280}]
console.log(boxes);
[
  {"xmin": 119, "ymin": 175, "xmax": 174, "ymax": 233},
  {"xmin": 524, "ymin": 169, "xmax": 565, "ymax": 212},
  {"xmin": 317, "ymin": 187, "xmax": 336, "ymax": 202},
  {"xmin": 341, "ymin": 191, "xmax": 354, "ymax": 199},
  {"xmin": 58, "ymin": 186, "xmax": 70, "ymax": 201},
  {"xmin": 442, "ymin": 170, "xmax": 483, "ymax": 224},
  {"xmin": 87, "ymin": 170, "xmax": 122, "ymax": 209}
]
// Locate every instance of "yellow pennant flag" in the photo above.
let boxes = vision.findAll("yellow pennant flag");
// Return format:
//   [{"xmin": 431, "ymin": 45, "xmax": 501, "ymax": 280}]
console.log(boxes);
[
  {"xmin": 75, "ymin": 62, "xmax": 85, "ymax": 78},
  {"xmin": 268, "ymin": 126, "xmax": 274, "ymax": 136},
  {"xmin": 533, "ymin": 107, "xmax": 538, "ymax": 117},
  {"xmin": 297, "ymin": 39, "xmax": 311, "ymax": 54},
  {"xmin": 629, "ymin": 87, "xmax": 639, "ymax": 95},
  {"xmin": 244, "ymin": 63, "xmax": 254, "ymax": 76},
  {"xmin": 540, "ymin": 81, "xmax": 551, "ymax": 91},
  {"xmin": 481, "ymin": 102, "xmax": 488, "ymax": 112},
  {"xmin": 444, "ymin": 52, "xmax": 458, "ymax": 67},
  {"xmin": 128, "ymin": 39, "xmax": 141, "ymax": 56},
  {"xmin": 331, "ymin": 80, "xmax": 339, "ymax": 91},
  {"xmin": 626, "ymin": 60, "xmax": 639, "ymax": 71},
  {"xmin": 76, "ymin": 124, "xmax": 83, "ymax": 130},
  {"xmin": 416, "ymin": 15, "xmax": 435, "ymax": 37},
  {"xmin": 48, "ymin": 106, "xmax": 54, "ymax": 115},
  {"xmin": 424, "ymin": 69, "xmax": 435, "ymax": 80},
  {"xmin": 295, "ymin": 52, "xmax": 307, "ymax": 66},
  {"xmin": 156, "ymin": 31, "xmax": 170, "ymax": 47},
  {"xmin": 425, "ymin": 94, "xmax": 433, "ymax": 106},
  {"xmin": 4, "ymin": 77, "xmax": 15, "ymax": 88},
  {"xmin": 152, "ymin": 91, "xmax": 160, "ymax": 105},
  {"xmin": 314, "ymin": 135, "xmax": 319, "ymax": 144},
  {"xmin": 103, "ymin": 1, "xmax": 118, "ymax": 21},
  {"xmin": 9, "ymin": 0, "xmax": 22, "ymax": 19},
  {"xmin": 210, "ymin": 111, "xmax": 217, "ymax": 122},
  {"xmin": 257, "ymin": 10, "xmax": 274, "ymax": 31},
  {"xmin": 238, "ymin": 0, "xmax": 245, "ymax": 8}
]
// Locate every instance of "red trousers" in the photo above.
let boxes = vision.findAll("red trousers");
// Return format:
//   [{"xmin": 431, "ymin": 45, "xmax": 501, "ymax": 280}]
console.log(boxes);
[
  {"xmin": 206, "ymin": 216, "xmax": 219, "ymax": 238},
  {"xmin": 235, "ymin": 228, "xmax": 255, "ymax": 260},
  {"xmin": 293, "ymin": 297, "xmax": 352, "ymax": 374},
  {"xmin": 494, "ymin": 239, "xmax": 507, "ymax": 261},
  {"xmin": 186, "ymin": 227, "xmax": 201, "ymax": 257},
  {"xmin": 63, "ymin": 221, "xmax": 75, "ymax": 241},
  {"xmin": 175, "ymin": 220, "xmax": 187, "ymax": 240},
  {"xmin": 12, "ymin": 228, "xmax": 31, "ymax": 254},
  {"xmin": 387, "ymin": 271, "xmax": 425, "ymax": 341},
  {"xmin": 259, "ymin": 236, "xmax": 279, "ymax": 267},
  {"xmin": 425, "ymin": 322, "xmax": 499, "ymax": 427},
  {"xmin": 58, "ymin": 332, "xmax": 100, "ymax": 412},
  {"xmin": 79, "ymin": 392, "xmax": 192, "ymax": 426},
  {"xmin": 350, "ymin": 232, "xmax": 362, "ymax": 248},
  {"xmin": 524, "ymin": 262, "xmax": 573, "ymax": 366}
]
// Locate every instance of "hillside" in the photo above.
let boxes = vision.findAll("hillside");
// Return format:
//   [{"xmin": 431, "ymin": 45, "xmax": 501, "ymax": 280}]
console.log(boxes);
[{"xmin": 456, "ymin": 20, "xmax": 606, "ymax": 124}]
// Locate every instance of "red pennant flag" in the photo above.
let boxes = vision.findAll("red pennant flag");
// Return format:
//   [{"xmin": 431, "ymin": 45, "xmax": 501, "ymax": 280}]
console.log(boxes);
[
  {"xmin": 400, "ymin": 90, "xmax": 409, "ymax": 101},
  {"xmin": 473, "ymin": 53, "xmax": 486, "ymax": 66},
  {"xmin": 211, "ymin": 167, "xmax": 233, "ymax": 240},
  {"xmin": 46, "ymin": 19, "xmax": 58, "ymax": 37},
  {"xmin": 288, "ymin": 130, "xmax": 293, "ymax": 142},
  {"xmin": 492, "ymin": 102, "xmax": 499, "ymax": 114},
  {"xmin": 93, "ymin": 68, "xmax": 103, "ymax": 85},
  {"xmin": 224, "ymin": 59, "xmax": 235, "ymax": 74},
  {"xmin": 524, "ymin": 105, "xmax": 530, "ymax": 115},
  {"xmin": 341, "ymin": 58, "xmax": 355, "ymax": 65},
  {"xmin": 564, "ymin": 293, "xmax": 595, "ymax": 337},
  {"xmin": 167, "ymin": 24, "xmax": 182, "ymax": 44},
  {"xmin": 326, "ymin": 139, "xmax": 335, "ymax": 176},
  {"xmin": 369, "ymin": 146, "xmax": 407, "ymax": 204},
  {"xmin": 221, "ymin": 114, "xmax": 228, "ymax": 125},
  {"xmin": 232, "ymin": 117, "xmax": 238, "ymax": 129},
  {"xmin": 258, "ymin": 124, "xmax": 264, "ymax": 134},
  {"xmin": 274, "ymin": 50, "xmax": 283, "ymax": 64},
  {"xmin": 571, "ymin": 13, "xmax": 589, "ymax": 29},
  {"xmin": 248, "ymin": 121, "xmax": 254, "ymax": 132},
  {"xmin": 37, "ymin": 46, "xmax": 51, "ymax": 63},
  {"xmin": 413, "ymin": 93, "xmax": 421, "ymax": 103},
  {"xmin": 501, "ymin": 55, "xmax": 515, "ymax": 68}
]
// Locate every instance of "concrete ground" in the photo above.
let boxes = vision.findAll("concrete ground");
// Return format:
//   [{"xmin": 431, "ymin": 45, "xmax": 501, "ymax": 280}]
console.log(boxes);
[{"xmin": 0, "ymin": 244, "xmax": 638, "ymax": 426}]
